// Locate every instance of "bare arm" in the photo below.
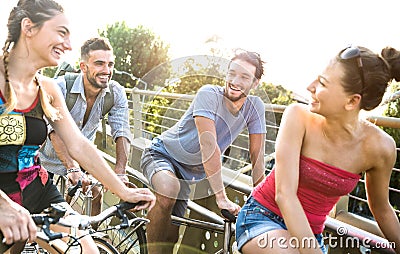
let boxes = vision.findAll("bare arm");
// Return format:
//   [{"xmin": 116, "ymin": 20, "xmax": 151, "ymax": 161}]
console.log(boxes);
[
  {"xmin": 114, "ymin": 136, "xmax": 131, "ymax": 183},
  {"xmin": 365, "ymin": 137, "xmax": 400, "ymax": 253},
  {"xmin": 0, "ymin": 190, "xmax": 36, "ymax": 245},
  {"xmin": 48, "ymin": 131, "xmax": 89, "ymax": 186},
  {"xmin": 248, "ymin": 133, "xmax": 266, "ymax": 187},
  {"xmin": 49, "ymin": 131, "xmax": 80, "ymax": 170},
  {"xmin": 274, "ymin": 104, "xmax": 322, "ymax": 254},
  {"xmin": 194, "ymin": 116, "xmax": 240, "ymax": 215},
  {"xmin": 43, "ymin": 78, "xmax": 155, "ymax": 210}
]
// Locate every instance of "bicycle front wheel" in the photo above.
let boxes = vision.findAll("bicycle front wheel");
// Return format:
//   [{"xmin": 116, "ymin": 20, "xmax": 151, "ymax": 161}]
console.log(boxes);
[
  {"xmin": 97, "ymin": 210, "xmax": 147, "ymax": 254},
  {"xmin": 94, "ymin": 237, "xmax": 119, "ymax": 254}
]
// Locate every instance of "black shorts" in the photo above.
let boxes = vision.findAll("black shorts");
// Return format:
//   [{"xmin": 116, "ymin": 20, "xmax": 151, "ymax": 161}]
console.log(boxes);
[{"xmin": 22, "ymin": 176, "xmax": 65, "ymax": 214}]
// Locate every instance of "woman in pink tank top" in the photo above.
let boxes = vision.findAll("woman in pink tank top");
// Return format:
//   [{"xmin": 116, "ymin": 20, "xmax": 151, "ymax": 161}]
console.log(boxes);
[{"xmin": 236, "ymin": 46, "xmax": 400, "ymax": 254}]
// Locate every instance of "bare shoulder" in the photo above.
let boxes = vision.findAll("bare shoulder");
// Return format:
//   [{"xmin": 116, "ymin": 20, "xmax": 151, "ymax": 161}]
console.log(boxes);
[
  {"xmin": 283, "ymin": 103, "xmax": 319, "ymax": 125},
  {"xmin": 362, "ymin": 120, "xmax": 396, "ymax": 163},
  {"xmin": 37, "ymin": 75, "xmax": 66, "ymax": 109},
  {"xmin": 283, "ymin": 103, "xmax": 311, "ymax": 118},
  {"xmin": 37, "ymin": 75, "xmax": 56, "ymax": 89},
  {"xmin": 37, "ymin": 75, "xmax": 62, "ymax": 96}
]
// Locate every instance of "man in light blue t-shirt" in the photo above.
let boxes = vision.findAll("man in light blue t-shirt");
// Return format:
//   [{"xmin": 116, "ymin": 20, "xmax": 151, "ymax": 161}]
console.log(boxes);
[{"xmin": 140, "ymin": 50, "xmax": 267, "ymax": 253}]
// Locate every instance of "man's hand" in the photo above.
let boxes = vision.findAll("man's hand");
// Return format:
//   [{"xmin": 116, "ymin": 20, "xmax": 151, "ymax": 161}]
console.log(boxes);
[
  {"xmin": 121, "ymin": 188, "xmax": 156, "ymax": 212},
  {"xmin": 67, "ymin": 171, "xmax": 91, "ymax": 193},
  {"xmin": 215, "ymin": 196, "xmax": 241, "ymax": 215},
  {"xmin": 0, "ymin": 196, "xmax": 36, "ymax": 245},
  {"xmin": 117, "ymin": 174, "xmax": 132, "ymax": 187}
]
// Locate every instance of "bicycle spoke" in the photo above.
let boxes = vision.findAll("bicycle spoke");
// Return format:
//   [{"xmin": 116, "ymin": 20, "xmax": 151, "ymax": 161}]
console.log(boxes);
[{"xmin": 97, "ymin": 211, "xmax": 147, "ymax": 254}]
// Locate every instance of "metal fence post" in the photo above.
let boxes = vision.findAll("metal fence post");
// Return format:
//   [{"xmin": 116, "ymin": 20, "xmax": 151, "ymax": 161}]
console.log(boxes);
[{"xmin": 131, "ymin": 88, "xmax": 142, "ymax": 138}]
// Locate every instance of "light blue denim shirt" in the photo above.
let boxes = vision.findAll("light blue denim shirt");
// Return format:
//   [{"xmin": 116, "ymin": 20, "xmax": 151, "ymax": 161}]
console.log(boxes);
[{"xmin": 39, "ymin": 74, "xmax": 132, "ymax": 175}]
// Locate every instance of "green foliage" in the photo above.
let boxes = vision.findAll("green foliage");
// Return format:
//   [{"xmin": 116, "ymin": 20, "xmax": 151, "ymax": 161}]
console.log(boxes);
[
  {"xmin": 165, "ymin": 55, "xmax": 227, "ymax": 95},
  {"xmin": 41, "ymin": 66, "xmax": 57, "ymax": 78},
  {"xmin": 99, "ymin": 22, "xmax": 170, "ymax": 88},
  {"xmin": 141, "ymin": 55, "xmax": 295, "ymax": 141},
  {"xmin": 141, "ymin": 55, "xmax": 227, "ymax": 135},
  {"xmin": 347, "ymin": 81, "xmax": 400, "ymax": 220},
  {"xmin": 382, "ymin": 82, "xmax": 400, "ymax": 153},
  {"xmin": 252, "ymin": 82, "xmax": 294, "ymax": 125},
  {"xmin": 381, "ymin": 82, "xmax": 400, "ymax": 207},
  {"xmin": 251, "ymin": 82, "xmax": 294, "ymax": 154}
]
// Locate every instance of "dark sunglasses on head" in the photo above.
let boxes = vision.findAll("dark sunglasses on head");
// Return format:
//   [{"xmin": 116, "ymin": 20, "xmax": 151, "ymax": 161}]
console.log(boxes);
[{"xmin": 339, "ymin": 46, "xmax": 365, "ymax": 92}]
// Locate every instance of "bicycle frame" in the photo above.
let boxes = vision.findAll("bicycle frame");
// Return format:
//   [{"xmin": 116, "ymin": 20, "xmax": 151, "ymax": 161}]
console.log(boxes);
[
  {"xmin": 171, "ymin": 210, "xmax": 236, "ymax": 254},
  {"xmin": 58, "ymin": 173, "xmax": 238, "ymax": 253},
  {"xmin": 2, "ymin": 202, "xmax": 141, "ymax": 254},
  {"xmin": 56, "ymin": 174, "xmax": 101, "ymax": 216}
]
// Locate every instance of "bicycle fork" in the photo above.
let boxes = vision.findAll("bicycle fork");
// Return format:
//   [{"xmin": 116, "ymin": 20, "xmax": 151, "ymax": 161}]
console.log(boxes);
[
  {"xmin": 216, "ymin": 219, "xmax": 235, "ymax": 254},
  {"xmin": 83, "ymin": 190, "xmax": 93, "ymax": 216}
]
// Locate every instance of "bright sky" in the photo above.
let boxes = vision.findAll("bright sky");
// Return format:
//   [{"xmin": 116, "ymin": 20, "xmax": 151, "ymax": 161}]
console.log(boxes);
[{"xmin": 1, "ymin": 0, "xmax": 400, "ymax": 97}]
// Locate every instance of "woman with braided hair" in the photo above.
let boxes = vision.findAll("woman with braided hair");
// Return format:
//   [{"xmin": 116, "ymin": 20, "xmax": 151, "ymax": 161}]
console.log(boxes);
[{"xmin": 0, "ymin": 0, "xmax": 155, "ymax": 252}]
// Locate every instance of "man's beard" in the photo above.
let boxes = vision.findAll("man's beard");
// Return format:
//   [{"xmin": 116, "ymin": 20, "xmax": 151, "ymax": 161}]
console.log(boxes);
[
  {"xmin": 224, "ymin": 83, "xmax": 247, "ymax": 102},
  {"xmin": 87, "ymin": 73, "xmax": 109, "ymax": 89}
]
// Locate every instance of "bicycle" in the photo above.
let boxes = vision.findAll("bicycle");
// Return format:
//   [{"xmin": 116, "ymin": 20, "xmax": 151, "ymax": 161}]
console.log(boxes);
[
  {"xmin": 63, "ymin": 176, "xmax": 149, "ymax": 254},
  {"xmin": 94, "ymin": 152, "xmax": 241, "ymax": 254},
  {"xmin": 95, "ymin": 199, "xmax": 237, "ymax": 254},
  {"xmin": 1, "ymin": 201, "xmax": 144, "ymax": 254},
  {"xmin": 170, "ymin": 206, "xmax": 237, "ymax": 254},
  {"xmin": 65, "ymin": 172, "xmax": 238, "ymax": 254}
]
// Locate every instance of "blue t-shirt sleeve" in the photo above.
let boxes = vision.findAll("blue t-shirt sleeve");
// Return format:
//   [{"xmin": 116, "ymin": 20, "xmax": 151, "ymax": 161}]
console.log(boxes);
[
  {"xmin": 192, "ymin": 85, "xmax": 220, "ymax": 121},
  {"xmin": 247, "ymin": 97, "xmax": 267, "ymax": 134}
]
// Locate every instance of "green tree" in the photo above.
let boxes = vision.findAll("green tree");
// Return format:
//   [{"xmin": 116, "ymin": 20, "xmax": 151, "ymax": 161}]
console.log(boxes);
[
  {"xmin": 99, "ymin": 22, "xmax": 170, "ymax": 88},
  {"xmin": 381, "ymin": 82, "xmax": 400, "ymax": 213},
  {"xmin": 141, "ymin": 55, "xmax": 295, "ymax": 148},
  {"xmin": 252, "ymin": 82, "xmax": 293, "ymax": 124},
  {"xmin": 347, "ymin": 81, "xmax": 400, "ymax": 219},
  {"xmin": 383, "ymin": 82, "xmax": 400, "ymax": 151},
  {"xmin": 41, "ymin": 66, "xmax": 57, "ymax": 78},
  {"xmin": 141, "ymin": 55, "xmax": 227, "ymax": 135}
]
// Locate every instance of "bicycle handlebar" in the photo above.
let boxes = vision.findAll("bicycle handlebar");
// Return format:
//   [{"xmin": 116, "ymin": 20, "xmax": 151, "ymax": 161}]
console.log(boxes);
[
  {"xmin": 67, "ymin": 179, "xmax": 82, "ymax": 197},
  {"xmin": 66, "ymin": 175, "xmax": 101, "ymax": 198},
  {"xmin": 221, "ymin": 209, "xmax": 236, "ymax": 223},
  {"xmin": 28, "ymin": 201, "xmax": 143, "ymax": 242},
  {"xmin": 72, "ymin": 201, "xmax": 146, "ymax": 229},
  {"xmin": 31, "ymin": 203, "xmax": 68, "ymax": 241}
]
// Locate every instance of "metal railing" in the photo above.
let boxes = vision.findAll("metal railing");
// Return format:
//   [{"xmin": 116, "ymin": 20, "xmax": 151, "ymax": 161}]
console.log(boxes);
[
  {"xmin": 127, "ymin": 88, "xmax": 400, "ymax": 214},
  {"xmin": 128, "ymin": 88, "xmax": 285, "ymax": 170},
  {"xmin": 126, "ymin": 87, "xmax": 400, "ymax": 219},
  {"xmin": 98, "ymin": 87, "xmax": 400, "ymax": 253}
]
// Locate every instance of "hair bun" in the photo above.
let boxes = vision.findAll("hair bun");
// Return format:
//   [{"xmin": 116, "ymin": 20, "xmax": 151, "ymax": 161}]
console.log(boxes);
[{"xmin": 381, "ymin": 47, "xmax": 400, "ymax": 81}]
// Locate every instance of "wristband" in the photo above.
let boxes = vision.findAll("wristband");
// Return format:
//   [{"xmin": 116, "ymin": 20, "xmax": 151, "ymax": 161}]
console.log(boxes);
[
  {"xmin": 117, "ymin": 174, "xmax": 127, "ymax": 177},
  {"xmin": 48, "ymin": 130, "xmax": 55, "ymax": 140},
  {"xmin": 66, "ymin": 168, "xmax": 81, "ymax": 174}
]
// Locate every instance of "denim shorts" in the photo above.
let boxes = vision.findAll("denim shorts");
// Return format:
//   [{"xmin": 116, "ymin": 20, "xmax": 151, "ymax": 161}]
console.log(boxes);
[
  {"xmin": 140, "ymin": 140, "xmax": 192, "ymax": 217},
  {"xmin": 236, "ymin": 196, "xmax": 327, "ymax": 253}
]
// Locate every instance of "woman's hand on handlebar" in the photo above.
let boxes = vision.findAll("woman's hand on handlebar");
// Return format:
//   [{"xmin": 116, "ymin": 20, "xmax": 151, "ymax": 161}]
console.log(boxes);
[{"xmin": 0, "ymin": 198, "xmax": 36, "ymax": 245}]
